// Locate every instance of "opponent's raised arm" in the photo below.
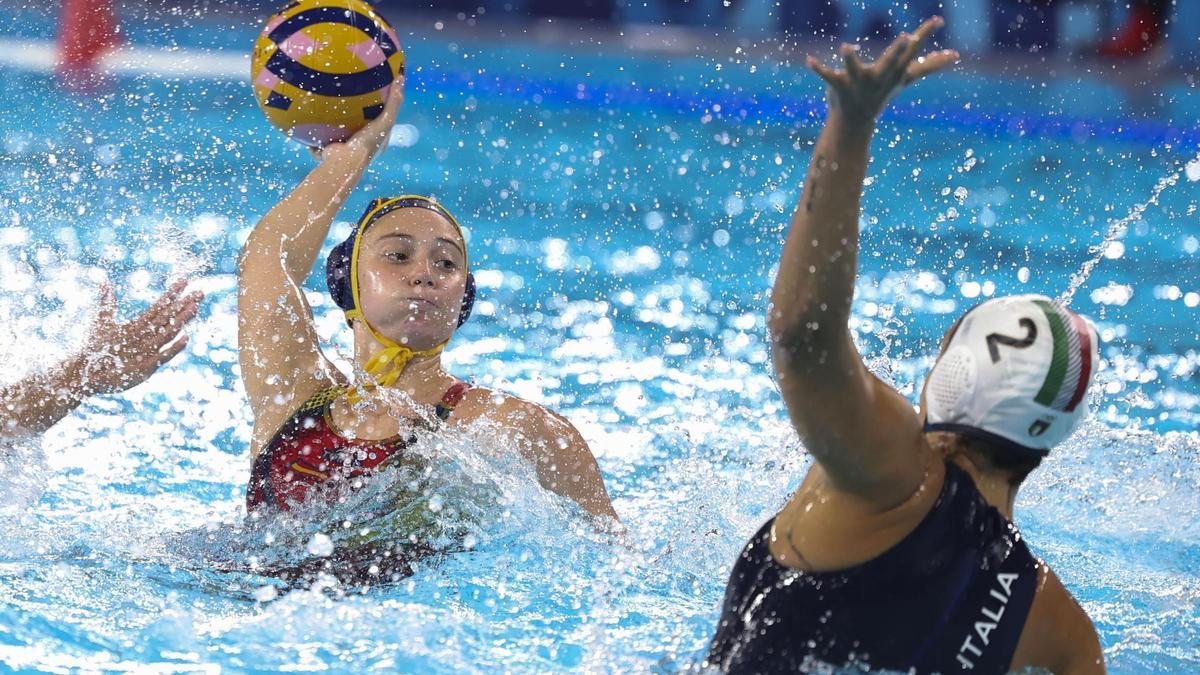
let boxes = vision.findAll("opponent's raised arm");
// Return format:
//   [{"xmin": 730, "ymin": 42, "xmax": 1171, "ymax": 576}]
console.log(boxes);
[
  {"xmin": 238, "ymin": 84, "xmax": 403, "ymax": 439},
  {"xmin": 769, "ymin": 18, "xmax": 957, "ymax": 505}
]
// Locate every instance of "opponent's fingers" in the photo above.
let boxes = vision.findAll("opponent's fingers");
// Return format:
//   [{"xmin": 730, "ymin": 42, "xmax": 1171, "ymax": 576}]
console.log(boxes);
[
  {"xmin": 145, "ymin": 293, "xmax": 201, "ymax": 342},
  {"xmin": 165, "ymin": 289, "xmax": 203, "ymax": 319},
  {"xmin": 141, "ymin": 279, "xmax": 187, "ymax": 322},
  {"xmin": 840, "ymin": 43, "xmax": 863, "ymax": 79},
  {"xmin": 806, "ymin": 55, "xmax": 842, "ymax": 88},
  {"xmin": 904, "ymin": 49, "xmax": 960, "ymax": 85},
  {"xmin": 899, "ymin": 16, "xmax": 945, "ymax": 67},
  {"xmin": 149, "ymin": 279, "xmax": 201, "ymax": 329},
  {"xmin": 910, "ymin": 16, "xmax": 945, "ymax": 49},
  {"xmin": 155, "ymin": 333, "xmax": 190, "ymax": 368},
  {"xmin": 877, "ymin": 32, "xmax": 912, "ymax": 76},
  {"xmin": 165, "ymin": 292, "xmax": 203, "ymax": 333}
]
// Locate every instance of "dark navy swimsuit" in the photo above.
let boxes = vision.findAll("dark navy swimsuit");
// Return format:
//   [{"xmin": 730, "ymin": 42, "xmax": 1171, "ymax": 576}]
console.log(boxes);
[{"xmin": 707, "ymin": 462, "xmax": 1039, "ymax": 674}]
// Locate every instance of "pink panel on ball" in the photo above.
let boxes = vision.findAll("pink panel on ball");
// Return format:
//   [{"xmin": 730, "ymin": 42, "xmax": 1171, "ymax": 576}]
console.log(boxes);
[
  {"xmin": 254, "ymin": 68, "xmax": 281, "ymax": 89},
  {"xmin": 347, "ymin": 39, "xmax": 385, "ymax": 69},
  {"xmin": 291, "ymin": 124, "xmax": 351, "ymax": 148},
  {"xmin": 279, "ymin": 31, "xmax": 318, "ymax": 60},
  {"xmin": 262, "ymin": 14, "xmax": 286, "ymax": 36},
  {"xmin": 383, "ymin": 25, "xmax": 401, "ymax": 53}
]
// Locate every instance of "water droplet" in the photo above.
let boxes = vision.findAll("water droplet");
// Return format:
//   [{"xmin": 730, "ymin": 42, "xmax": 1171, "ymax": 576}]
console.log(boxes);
[
  {"xmin": 1186, "ymin": 158, "xmax": 1200, "ymax": 182},
  {"xmin": 306, "ymin": 533, "xmax": 333, "ymax": 557},
  {"xmin": 389, "ymin": 124, "xmax": 420, "ymax": 148}
]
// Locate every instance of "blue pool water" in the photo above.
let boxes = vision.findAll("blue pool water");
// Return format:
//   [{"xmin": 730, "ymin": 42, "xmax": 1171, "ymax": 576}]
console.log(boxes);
[{"xmin": 1, "ymin": 7, "xmax": 1199, "ymax": 672}]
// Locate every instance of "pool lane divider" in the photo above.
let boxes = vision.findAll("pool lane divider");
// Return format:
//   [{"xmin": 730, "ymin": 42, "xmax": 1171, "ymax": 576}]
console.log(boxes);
[
  {"xmin": 413, "ymin": 67, "xmax": 1200, "ymax": 148},
  {"xmin": 0, "ymin": 37, "xmax": 1196, "ymax": 149}
]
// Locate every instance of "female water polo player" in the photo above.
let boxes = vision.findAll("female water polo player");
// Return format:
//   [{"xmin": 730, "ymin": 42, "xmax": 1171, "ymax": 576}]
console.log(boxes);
[
  {"xmin": 238, "ymin": 83, "xmax": 618, "ymax": 528},
  {"xmin": 1, "ymin": 280, "xmax": 201, "ymax": 447},
  {"xmin": 706, "ymin": 18, "xmax": 1105, "ymax": 674}
]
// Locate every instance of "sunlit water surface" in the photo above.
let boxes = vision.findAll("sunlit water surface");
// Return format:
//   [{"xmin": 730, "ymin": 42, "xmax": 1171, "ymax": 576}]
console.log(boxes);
[{"xmin": 0, "ymin": 9, "xmax": 1198, "ymax": 672}]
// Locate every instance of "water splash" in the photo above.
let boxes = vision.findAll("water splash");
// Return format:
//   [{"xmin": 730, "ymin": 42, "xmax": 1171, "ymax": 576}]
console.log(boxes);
[{"xmin": 1060, "ymin": 151, "xmax": 1200, "ymax": 306}]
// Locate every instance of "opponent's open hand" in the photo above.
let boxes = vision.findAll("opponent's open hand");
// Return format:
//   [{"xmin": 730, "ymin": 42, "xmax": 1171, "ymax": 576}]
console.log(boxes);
[
  {"xmin": 81, "ymin": 279, "xmax": 203, "ymax": 395},
  {"xmin": 807, "ymin": 16, "xmax": 959, "ymax": 129}
]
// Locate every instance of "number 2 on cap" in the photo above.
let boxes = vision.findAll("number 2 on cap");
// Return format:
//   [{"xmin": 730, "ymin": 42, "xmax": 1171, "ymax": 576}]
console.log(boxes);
[{"xmin": 985, "ymin": 318, "xmax": 1038, "ymax": 363}]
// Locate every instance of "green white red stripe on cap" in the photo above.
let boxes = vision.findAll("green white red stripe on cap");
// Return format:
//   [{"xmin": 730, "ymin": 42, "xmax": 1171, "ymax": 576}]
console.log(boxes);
[{"xmin": 1032, "ymin": 299, "xmax": 1093, "ymax": 413}]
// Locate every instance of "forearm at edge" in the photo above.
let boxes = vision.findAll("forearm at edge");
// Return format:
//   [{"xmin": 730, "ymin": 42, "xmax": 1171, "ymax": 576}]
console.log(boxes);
[
  {"xmin": 0, "ymin": 355, "xmax": 93, "ymax": 438},
  {"xmin": 769, "ymin": 114, "xmax": 874, "ymax": 350},
  {"xmin": 245, "ymin": 146, "xmax": 374, "ymax": 282}
]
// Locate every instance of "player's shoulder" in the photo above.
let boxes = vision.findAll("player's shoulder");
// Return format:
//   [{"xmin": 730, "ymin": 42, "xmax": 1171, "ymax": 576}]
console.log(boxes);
[{"xmin": 1012, "ymin": 562, "xmax": 1106, "ymax": 674}]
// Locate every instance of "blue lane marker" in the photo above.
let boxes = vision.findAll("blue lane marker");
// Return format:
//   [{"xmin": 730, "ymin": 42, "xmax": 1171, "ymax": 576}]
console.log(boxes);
[{"xmin": 404, "ymin": 68, "xmax": 1200, "ymax": 148}]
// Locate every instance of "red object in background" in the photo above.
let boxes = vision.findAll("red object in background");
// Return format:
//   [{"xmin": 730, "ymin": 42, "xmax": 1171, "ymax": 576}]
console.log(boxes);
[
  {"xmin": 1098, "ymin": 5, "xmax": 1163, "ymax": 58},
  {"xmin": 57, "ymin": 0, "xmax": 121, "ymax": 89}
]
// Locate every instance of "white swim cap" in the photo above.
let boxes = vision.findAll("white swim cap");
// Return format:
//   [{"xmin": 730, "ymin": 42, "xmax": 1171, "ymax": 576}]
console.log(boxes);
[{"xmin": 923, "ymin": 295, "xmax": 1099, "ymax": 457}]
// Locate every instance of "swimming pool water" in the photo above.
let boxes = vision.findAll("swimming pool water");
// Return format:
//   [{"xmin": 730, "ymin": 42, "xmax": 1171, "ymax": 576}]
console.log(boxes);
[{"xmin": 0, "ymin": 6, "xmax": 1198, "ymax": 672}]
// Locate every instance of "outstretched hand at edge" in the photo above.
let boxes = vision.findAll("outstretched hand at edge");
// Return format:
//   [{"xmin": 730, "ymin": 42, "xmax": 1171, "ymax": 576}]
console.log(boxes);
[
  {"xmin": 807, "ymin": 16, "xmax": 959, "ymax": 129},
  {"xmin": 81, "ymin": 279, "xmax": 204, "ymax": 395}
]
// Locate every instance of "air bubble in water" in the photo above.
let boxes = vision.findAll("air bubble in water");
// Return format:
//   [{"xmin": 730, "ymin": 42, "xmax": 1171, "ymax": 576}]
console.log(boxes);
[
  {"xmin": 390, "ymin": 124, "xmax": 420, "ymax": 148},
  {"xmin": 306, "ymin": 533, "xmax": 333, "ymax": 557},
  {"xmin": 1186, "ymin": 158, "xmax": 1200, "ymax": 182},
  {"xmin": 96, "ymin": 144, "xmax": 120, "ymax": 165}
]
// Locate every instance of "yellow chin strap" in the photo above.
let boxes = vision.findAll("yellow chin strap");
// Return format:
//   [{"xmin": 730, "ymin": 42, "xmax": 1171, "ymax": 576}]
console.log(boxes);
[
  {"xmin": 345, "ymin": 195, "xmax": 467, "ymax": 403},
  {"xmin": 345, "ymin": 308, "xmax": 448, "ymax": 399}
]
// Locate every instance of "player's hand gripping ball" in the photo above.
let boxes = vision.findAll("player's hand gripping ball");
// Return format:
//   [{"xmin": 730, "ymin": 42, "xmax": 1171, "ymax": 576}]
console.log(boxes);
[{"xmin": 251, "ymin": 0, "xmax": 404, "ymax": 148}]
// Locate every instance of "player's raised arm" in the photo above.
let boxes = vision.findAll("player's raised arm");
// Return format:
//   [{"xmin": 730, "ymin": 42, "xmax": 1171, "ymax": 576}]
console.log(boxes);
[{"xmin": 769, "ymin": 18, "xmax": 958, "ymax": 507}]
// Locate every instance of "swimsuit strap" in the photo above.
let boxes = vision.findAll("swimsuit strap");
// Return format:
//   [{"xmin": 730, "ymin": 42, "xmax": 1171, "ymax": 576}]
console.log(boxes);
[
  {"xmin": 434, "ymin": 381, "xmax": 472, "ymax": 422},
  {"xmin": 297, "ymin": 386, "xmax": 347, "ymax": 415},
  {"xmin": 294, "ymin": 382, "xmax": 468, "ymax": 424}
]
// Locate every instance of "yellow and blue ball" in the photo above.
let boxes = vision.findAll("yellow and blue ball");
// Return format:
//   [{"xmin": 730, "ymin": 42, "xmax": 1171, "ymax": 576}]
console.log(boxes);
[{"xmin": 250, "ymin": 0, "xmax": 404, "ymax": 148}]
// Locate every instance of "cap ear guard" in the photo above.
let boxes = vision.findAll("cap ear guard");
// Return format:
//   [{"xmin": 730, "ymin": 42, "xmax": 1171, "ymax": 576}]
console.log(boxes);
[
  {"xmin": 458, "ymin": 272, "xmax": 476, "ymax": 327},
  {"xmin": 925, "ymin": 345, "xmax": 977, "ymax": 424},
  {"xmin": 325, "ymin": 198, "xmax": 395, "ymax": 315},
  {"xmin": 326, "ymin": 236, "xmax": 357, "ymax": 312}
]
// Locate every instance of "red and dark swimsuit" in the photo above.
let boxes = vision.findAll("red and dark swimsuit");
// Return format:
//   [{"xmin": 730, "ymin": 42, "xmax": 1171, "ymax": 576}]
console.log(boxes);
[{"xmin": 247, "ymin": 381, "xmax": 472, "ymax": 514}]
